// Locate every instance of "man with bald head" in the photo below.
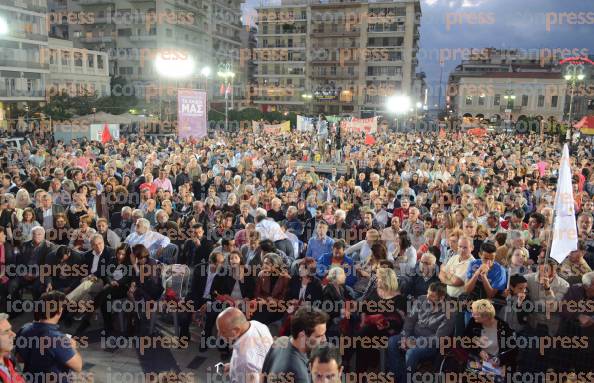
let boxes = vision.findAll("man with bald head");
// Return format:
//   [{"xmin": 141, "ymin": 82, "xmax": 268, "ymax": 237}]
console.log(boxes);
[{"xmin": 216, "ymin": 307, "xmax": 273, "ymax": 383}]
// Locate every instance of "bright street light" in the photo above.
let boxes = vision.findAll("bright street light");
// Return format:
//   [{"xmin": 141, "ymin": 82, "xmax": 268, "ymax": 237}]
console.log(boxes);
[
  {"xmin": 201, "ymin": 67, "xmax": 211, "ymax": 77},
  {"xmin": 0, "ymin": 17, "xmax": 8, "ymax": 35},
  {"xmin": 155, "ymin": 54, "xmax": 195, "ymax": 78},
  {"xmin": 386, "ymin": 95, "xmax": 411, "ymax": 115}
]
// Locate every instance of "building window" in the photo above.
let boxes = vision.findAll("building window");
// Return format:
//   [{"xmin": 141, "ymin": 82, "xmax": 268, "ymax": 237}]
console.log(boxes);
[
  {"xmin": 301, "ymin": 10, "xmax": 306, "ymax": 19},
  {"xmin": 494, "ymin": 94, "xmax": 500, "ymax": 106},
  {"xmin": 87, "ymin": 54, "xmax": 94, "ymax": 68},
  {"xmin": 478, "ymin": 95, "xmax": 485, "ymax": 106},
  {"xmin": 74, "ymin": 52, "xmax": 83, "ymax": 66},
  {"xmin": 465, "ymin": 96, "xmax": 472, "ymax": 105},
  {"xmin": 538, "ymin": 95, "xmax": 545, "ymax": 107},
  {"xmin": 263, "ymin": 25, "xmax": 268, "ymax": 34},
  {"xmin": 521, "ymin": 95, "xmax": 528, "ymax": 107},
  {"xmin": 551, "ymin": 95, "xmax": 558, "ymax": 108},
  {"xmin": 61, "ymin": 51, "xmax": 69, "ymax": 66},
  {"xmin": 97, "ymin": 55, "xmax": 104, "ymax": 69}
]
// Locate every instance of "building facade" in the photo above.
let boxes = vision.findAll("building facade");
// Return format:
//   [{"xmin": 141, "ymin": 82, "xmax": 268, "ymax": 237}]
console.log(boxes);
[
  {"xmin": 47, "ymin": 37, "xmax": 110, "ymax": 98},
  {"xmin": 253, "ymin": 0, "xmax": 421, "ymax": 116},
  {"xmin": 67, "ymin": 0, "xmax": 242, "ymax": 108},
  {"xmin": 447, "ymin": 48, "xmax": 575, "ymax": 124},
  {"xmin": 0, "ymin": 0, "xmax": 49, "ymax": 123}
]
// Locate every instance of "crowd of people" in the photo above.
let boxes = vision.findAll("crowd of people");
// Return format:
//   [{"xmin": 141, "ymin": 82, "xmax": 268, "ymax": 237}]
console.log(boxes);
[{"xmin": 0, "ymin": 123, "xmax": 593, "ymax": 382}]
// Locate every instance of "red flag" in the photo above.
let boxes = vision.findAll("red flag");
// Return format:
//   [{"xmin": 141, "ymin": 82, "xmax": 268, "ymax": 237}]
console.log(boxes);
[
  {"xmin": 439, "ymin": 128, "xmax": 446, "ymax": 138},
  {"xmin": 219, "ymin": 83, "xmax": 225, "ymax": 96},
  {"xmin": 101, "ymin": 124, "xmax": 112, "ymax": 144},
  {"xmin": 364, "ymin": 134, "xmax": 376, "ymax": 145}
]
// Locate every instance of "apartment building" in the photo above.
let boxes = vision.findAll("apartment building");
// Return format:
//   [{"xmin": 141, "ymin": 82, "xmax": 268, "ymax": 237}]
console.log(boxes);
[
  {"xmin": 47, "ymin": 37, "xmax": 110, "ymax": 98},
  {"xmin": 253, "ymin": 0, "xmax": 421, "ymax": 116},
  {"xmin": 67, "ymin": 0, "xmax": 242, "ymax": 106},
  {"xmin": 447, "ymin": 48, "xmax": 573, "ymax": 123},
  {"xmin": 0, "ymin": 0, "xmax": 49, "ymax": 122}
]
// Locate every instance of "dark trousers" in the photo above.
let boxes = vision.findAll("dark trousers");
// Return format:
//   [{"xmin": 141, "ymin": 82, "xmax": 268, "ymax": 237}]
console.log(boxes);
[
  {"xmin": 93, "ymin": 284, "xmax": 128, "ymax": 329},
  {"xmin": 8, "ymin": 277, "xmax": 45, "ymax": 301}
]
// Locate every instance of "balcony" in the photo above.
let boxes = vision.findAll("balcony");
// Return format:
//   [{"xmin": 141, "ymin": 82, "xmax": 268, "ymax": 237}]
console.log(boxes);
[
  {"xmin": 78, "ymin": 0, "xmax": 114, "ymax": 4},
  {"xmin": 0, "ymin": 59, "xmax": 49, "ymax": 70},
  {"xmin": 79, "ymin": 36, "xmax": 113, "ymax": 43},
  {"xmin": 0, "ymin": 89, "xmax": 45, "ymax": 98},
  {"xmin": 499, "ymin": 105, "xmax": 523, "ymax": 113},
  {"xmin": 311, "ymin": 72, "xmax": 357, "ymax": 79},
  {"xmin": 2, "ymin": 0, "xmax": 46, "ymax": 13},
  {"xmin": 311, "ymin": 29, "xmax": 360, "ymax": 37},
  {"xmin": 129, "ymin": 35, "xmax": 156, "ymax": 41}
]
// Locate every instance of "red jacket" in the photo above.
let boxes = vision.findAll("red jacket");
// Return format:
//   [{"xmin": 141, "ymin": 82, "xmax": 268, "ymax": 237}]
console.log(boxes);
[{"xmin": 0, "ymin": 357, "xmax": 25, "ymax": 383}]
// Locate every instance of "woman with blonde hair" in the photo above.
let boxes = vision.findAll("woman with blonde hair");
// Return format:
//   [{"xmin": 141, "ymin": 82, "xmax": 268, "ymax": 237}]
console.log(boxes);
[
  {"xmin": 15, "ymin": 189, "xmax": 33, "ymax": 210},
  {"xmin": 346, "ymin": 267, "xmax": 406, "ymax": 372},
  {"xmin": 462, "ymin": 299, "xmax": 516, "ymax": 370}
]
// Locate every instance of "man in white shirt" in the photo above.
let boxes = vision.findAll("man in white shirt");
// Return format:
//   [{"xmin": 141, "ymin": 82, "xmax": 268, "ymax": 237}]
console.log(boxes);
[
  {"xmin": 439, "ymin": 236, "xmax": 475, "ymax": 298},
  {"xmin": 216, "ymin": 307, "xmax": 273, "ymax": 383},
  {"xmin": 124, "ymin": 218, "xmax": 170, "ymax": 258},
  {"xmin": 255, "ymin": 209, "xmax": 294, "ymax": 259}
]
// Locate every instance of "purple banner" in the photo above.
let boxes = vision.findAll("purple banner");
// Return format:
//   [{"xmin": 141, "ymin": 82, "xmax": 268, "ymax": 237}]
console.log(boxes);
[{"xmin": 177, "ymin": 89, "xmax": 207, "ymax": 139}]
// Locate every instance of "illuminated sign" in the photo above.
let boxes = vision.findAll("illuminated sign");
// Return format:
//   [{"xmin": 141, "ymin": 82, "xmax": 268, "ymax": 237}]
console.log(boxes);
[{"xmin": 559, "ymin": 56, "xmax": 594, "ymax": 65}]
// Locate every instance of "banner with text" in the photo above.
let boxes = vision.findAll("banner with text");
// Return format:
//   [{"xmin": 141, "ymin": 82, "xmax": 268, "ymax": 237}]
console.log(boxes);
[
  {"xmin": 252, "ymin": 120, "xmax": 290, "ymax": 134},
  {"xmin": 178, "ymin": 89, "xmax": 207, "ymax": 139},
  {"xmin": 341, "ymin": 117, "xmax": 378, "ymax": 133}
]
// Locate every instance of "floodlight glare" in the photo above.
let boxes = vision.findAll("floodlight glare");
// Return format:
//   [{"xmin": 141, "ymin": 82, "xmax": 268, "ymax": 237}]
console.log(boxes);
[
  {"xmin": 155, "ymin": 54, "xmax": 195, "ymax": 78},
  {"xmin": 386, "ymin": 95, "xmax": 412, "ymax": 114},
  {"xmin": 0, "ymin": 17, "xmax": 8, "ymax": 35}
]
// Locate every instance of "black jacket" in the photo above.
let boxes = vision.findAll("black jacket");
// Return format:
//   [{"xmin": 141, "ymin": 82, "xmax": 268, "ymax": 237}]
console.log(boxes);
[
  {"xmin": 462, "ymin": 317, "xmax": 517, "ymax": 366},
  {"xmin": 182, "ymin": 238, "xmax": 212, "ymax": 267},
  {"xmin": 34, "ymin": 204, "xmax": 65, "ymax": 229},
  {"xmin": 82, "ymin": 247, "xmax": 116, "ymax": 284},
  {"xmin": 287, "ymin": 275, "xmax": 323, "ymax": 303},
  {"xmin": 210, "ymin": 267, "xmax": 256, "ymax": 300}
]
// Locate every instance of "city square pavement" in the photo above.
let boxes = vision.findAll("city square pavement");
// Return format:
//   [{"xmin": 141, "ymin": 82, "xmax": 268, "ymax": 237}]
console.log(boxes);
[{"xmin": 10, "ymin": 311, "xmax": 228, "ymax": 383}]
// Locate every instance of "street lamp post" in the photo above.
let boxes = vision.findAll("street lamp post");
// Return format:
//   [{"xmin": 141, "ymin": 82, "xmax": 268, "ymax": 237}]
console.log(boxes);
[
  {"xmin": 217, "ymin": 63, "xmax": 235, "ymax": 132},
  {"xmin": 564, "ymin": 66, "xmax": 586, "ymax": 130}
]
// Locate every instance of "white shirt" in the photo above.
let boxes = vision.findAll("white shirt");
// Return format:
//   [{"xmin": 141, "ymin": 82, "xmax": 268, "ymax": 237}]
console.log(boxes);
[
  {"xmin": 230, "ymin": 321, "xmax": 274, "ymax": 383},
  {"xmin": 91, "ymin": 251, "xmax": 101, "ymax": 274},
  {"xmin": 42, "ymin": 208, "xmax": 53, "ymax": 229},
  {"xmin": 256, "ymin": 218, "xmax": 287, "ymax": 242},
  {"xmin": 124, "ymin": 230, "xmax": 171, "ymax": 257},
  {"xmin": 443, "ymin": 253, "xmax": 475, "ymax": 297},
  {"xmin": 204, "ymin": 267, "xmax": 217, "ymax": 299}
]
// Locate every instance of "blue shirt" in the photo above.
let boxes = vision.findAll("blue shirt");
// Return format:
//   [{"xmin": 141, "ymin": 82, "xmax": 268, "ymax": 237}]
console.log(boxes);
[
  {"xmin": 465, "ymin": 259, "xmax": 508, "ymax": 295},
  {"xmin": 15, "ymin": 322, "xmax": 76, "ymax": 383},
  {"xmin": 317, "ymin": 252, "xmax": 357, "ymax": 287},
  {"xmin": 306, "ymin": 235, "xmax": 334, "ymax": 260}
]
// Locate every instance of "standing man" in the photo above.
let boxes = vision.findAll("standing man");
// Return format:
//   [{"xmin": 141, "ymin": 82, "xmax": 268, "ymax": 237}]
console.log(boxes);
[
  {"xmin": 216, "ymin": 307, "xmax": 273, "ymax": 383},
  {"xmin": 15, "ymin": 291, "xmax": 83, "ymax": 382}
]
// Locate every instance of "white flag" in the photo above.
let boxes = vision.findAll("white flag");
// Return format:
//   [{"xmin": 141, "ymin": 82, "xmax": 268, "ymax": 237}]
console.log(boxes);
[{"xmin": 550, "ymin": 144, "xmax": 578, "ymax": 264}]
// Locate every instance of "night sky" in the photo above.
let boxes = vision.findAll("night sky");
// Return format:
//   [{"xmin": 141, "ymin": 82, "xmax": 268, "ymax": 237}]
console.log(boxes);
[{"xmin": 242, "ymin": 0, "xmax": 594, "ymax": 106}]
